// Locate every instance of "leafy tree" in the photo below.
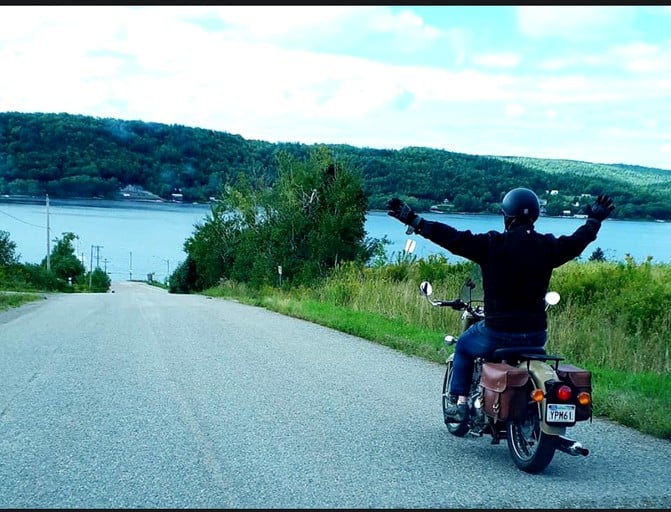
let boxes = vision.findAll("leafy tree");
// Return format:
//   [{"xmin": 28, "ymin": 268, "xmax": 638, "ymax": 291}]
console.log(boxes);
[
  {"xmin": 182, "ymin": 203, "xmax": 237, "ymax": 291},
  {"xmin": 267, "ymin": 146, "xmax": 373, "ymax": 285},
  {"xmin": 43, "ymin": 232, "xmax": 86, "ymax": 285},
  {"xmin": 0, "ymin": 230, "xmax": 19, "ymax": 266},
  {"xmin": 180, "ymin": 146, "xmax": 377, "ymax": 291},
  {"xmin": 544, "ymin": 195, "xmax": 569, "ymax": 216},
  {"xmin": 88, "ymin": 267, "xmax": 111, "ymax": 292},
  {"xmin": 589, "ymin": 247, "xmax": 606, "ymax": 262},
  {"xmin": 0, "ymin": 262, "xmax": 68, "ymax": 292},
  {"xmin": 168, "ymin": 255, "xmax": 199, "ymax": 294}
]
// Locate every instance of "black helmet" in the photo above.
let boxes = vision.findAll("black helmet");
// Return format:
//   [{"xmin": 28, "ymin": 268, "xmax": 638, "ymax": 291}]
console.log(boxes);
[{"xmin": 501, "ymin": 187, "xmax": 540, "ymax": 223}]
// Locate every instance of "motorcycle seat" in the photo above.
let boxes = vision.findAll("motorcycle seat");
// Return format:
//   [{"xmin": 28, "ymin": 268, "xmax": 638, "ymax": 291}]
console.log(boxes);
[{"xmin": 490, "ymin": 346, "xmax": 546, "ymax": 361}]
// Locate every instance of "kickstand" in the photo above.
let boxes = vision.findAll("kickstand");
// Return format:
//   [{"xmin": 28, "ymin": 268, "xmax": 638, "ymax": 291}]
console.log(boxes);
[{"xmin": 490, "ymin": 429, "xmax": 502, "ymax": 445}]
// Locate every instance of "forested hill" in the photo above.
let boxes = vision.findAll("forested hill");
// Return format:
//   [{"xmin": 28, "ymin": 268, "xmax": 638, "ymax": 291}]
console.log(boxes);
[{"xmin": 1, "ymin": 111, "xmax": 670, "ymax": 220}]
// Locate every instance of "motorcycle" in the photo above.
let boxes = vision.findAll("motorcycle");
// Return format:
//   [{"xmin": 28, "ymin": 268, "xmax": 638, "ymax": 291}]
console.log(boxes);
[{"xmin": 421, "ymin": 268, "xmax": 593, "ymax": 473}]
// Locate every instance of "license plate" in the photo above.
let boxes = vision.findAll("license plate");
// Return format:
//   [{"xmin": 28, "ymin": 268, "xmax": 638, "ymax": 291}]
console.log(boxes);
[{"xmin": 546, "ymin": 403, "xmax": 575, "ymax": 423}]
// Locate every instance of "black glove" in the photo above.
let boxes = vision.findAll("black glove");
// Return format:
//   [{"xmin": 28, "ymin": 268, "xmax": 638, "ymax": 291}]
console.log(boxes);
[
  {"xmin": 585, "ymin": 194, "xmax": 614, "ymax": 222},
  {"xmin": 386, "ymin": 197, "xmax": 423, "ymax": 232}
]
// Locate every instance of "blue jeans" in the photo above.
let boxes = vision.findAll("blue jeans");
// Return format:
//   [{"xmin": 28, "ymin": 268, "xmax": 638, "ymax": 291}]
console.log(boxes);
[{"xmin": 449, "ymin": 320, "xmax": 547, "ymax": 396}]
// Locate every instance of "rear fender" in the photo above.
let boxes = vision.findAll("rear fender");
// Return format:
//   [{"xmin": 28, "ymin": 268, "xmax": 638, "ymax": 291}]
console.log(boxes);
[{"xmin": 519, "ymin": 359, "xmax": 566, "ymax": 436}]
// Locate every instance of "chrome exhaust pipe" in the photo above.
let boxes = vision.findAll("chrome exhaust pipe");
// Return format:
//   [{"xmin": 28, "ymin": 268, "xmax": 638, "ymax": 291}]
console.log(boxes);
[{"xmin": 557, "ymin": 435, "xmax": 589, "ymax": 456}]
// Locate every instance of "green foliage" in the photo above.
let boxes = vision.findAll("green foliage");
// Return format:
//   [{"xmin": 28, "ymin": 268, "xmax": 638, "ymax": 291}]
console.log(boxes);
[
  {"xmin": 168, "ymin": 256, "xmax": 199, "ymax": 294},
  {"xmin": 179, "ymin": 146, "xmax": 378, "ymax": 292},
  {"xmin": 0, "ymin": 291, "xmax": 44, "ymax": 311},
  {"xmin": 0, "ymin": 230, "xmax": 109, "ymax": 293},
  {"xmin": 0, "ymin": 229, "xmax": 70, "ymax": 292},
  {"xmin": 0, "ymin": 230, "xmax": 19, "ymax": 266},
  {"xmin": 588, "ymin": 247, "xmax": 606, "ymax": 262},
  {"xmin": 591, "ymin": 367, "xmax": 671, "ymax": 439},
  {"xmin": 378, "ymin": 258, "xmax": 414, "ymax": 283},
  {"xmin": 0, "ymin": 262, "xmax": 69, "ymax": 292},
  {"xmin": 542, "ymin": 258, "xmax": 671, "ymax": 374},
  {"xmin": 367, "ymin": 236, "xmax": 392, "ymax": 269},
  {"xmin": 2, "ymin": 112, "xmax": 671, "ymax": 220},
  {"xmin": 43, "ymin": 232, "xmax": 86, "ymax": 285},
  {"xmin": 416, "ymin": 254, "xmax": 470, "ymax": 283},
  {"xmin": 499, "ymin": 155, "xmax": 671, "ymax": 188},
  {"xmin": 88, "ymin": 267, "xmax": 111, "ymax": 292}
]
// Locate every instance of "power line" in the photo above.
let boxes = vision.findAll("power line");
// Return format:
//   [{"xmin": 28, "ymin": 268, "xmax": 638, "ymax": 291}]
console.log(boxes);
[{"xmin": 0, "ymin": 208, "xmax": 46, "ymax": 229}]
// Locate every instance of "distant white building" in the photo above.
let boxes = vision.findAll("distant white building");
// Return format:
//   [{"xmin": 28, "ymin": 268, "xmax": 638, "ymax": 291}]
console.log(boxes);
[{"xmin": 118, "ymin": 184, "xmax": 163, "ymax": 201}]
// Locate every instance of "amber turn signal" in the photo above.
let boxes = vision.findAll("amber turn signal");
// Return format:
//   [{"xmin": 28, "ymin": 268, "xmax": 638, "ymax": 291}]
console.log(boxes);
[
  {"xmin": 577, "ymin": 391, "xmax": 591, "ymax": 406},
  {"xmin": 531, "ymin": 389, "xmax": 545, "ymax": 402}
]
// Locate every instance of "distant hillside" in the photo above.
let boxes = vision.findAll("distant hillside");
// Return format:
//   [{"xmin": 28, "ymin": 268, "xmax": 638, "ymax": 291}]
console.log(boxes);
[
  {"xmin": 494, "ymin": 156, "xmax": 671, "ymax": 188},
  {"xmin": 1, "ymin": 111, "xmax": 670, "ymax": 220}
]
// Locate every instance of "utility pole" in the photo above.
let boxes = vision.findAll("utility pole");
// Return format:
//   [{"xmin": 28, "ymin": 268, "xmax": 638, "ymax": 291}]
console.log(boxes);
[
  {"xmin": 154, "ymin": 256, "xmax": 170, "ymax": 283},
  {"xmin": 87, "ymin": 245, "xmax": 103, "ymax": 288},
  {"xmin": 93, "ymin": 245, "xmax": 103, "ymax": 268},
  {"xmin": 89, "ymin": 245, "xmax": 94, "ymax": 287},
  {"xmin": 46, "ymin": 194, "xmax": 51, "ymax": 271}
]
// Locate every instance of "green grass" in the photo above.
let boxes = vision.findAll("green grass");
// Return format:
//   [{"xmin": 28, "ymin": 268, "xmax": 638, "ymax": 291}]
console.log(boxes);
[
  {"xmin": 0, "ymin": 291, "xmax": 45, "ymax": 311},
  {"xmin": 257, "ymin": 295, "xmax": 450, "ymax": 361},
  {"xmin": 591, "ymin": 368, "xmax": 670, "ymax": 439}
]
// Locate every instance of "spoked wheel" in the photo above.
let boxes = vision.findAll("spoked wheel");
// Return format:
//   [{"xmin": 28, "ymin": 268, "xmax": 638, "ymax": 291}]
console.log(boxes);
[
  {"xmin": 506, "ymin": 402, "xmax": 558, "ymax": 473},
  {"xmin": 442, "ymin": 359, "xmax": 469, "ymax": 437}
]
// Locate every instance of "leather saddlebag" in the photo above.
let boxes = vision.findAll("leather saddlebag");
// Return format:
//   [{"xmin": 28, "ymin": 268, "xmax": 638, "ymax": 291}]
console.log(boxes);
[
  {"xmin": 481, "ymin": 362, "xmax": 530, "ymax": 422},
  {"xmin": 557, "ymin": 364, "xmax": 592, "ymax": 421}
]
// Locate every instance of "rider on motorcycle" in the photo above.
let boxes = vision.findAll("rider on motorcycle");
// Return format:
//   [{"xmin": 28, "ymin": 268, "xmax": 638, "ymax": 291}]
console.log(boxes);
[{"xmin": 387, "ymin": 188, "xmax": 614, "ymax": 424}]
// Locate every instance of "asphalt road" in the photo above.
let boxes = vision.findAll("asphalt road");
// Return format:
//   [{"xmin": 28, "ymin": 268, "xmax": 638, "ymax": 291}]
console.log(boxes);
[{"xmin": 1, "ymin": 281, "xmax": 669, "ymax": 508}]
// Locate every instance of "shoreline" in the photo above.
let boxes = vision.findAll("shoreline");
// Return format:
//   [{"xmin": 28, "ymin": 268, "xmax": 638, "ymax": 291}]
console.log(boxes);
[
  {"xmin": 0, "ymin": 195, "xmax": 212, "ymax": 210},
  {"xmin": 1, "ymin": 196, "xmax": 664, "ymax": 222}
]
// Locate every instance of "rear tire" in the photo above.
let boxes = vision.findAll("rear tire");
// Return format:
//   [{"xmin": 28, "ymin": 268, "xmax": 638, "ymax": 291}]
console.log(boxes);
[
  {"xmin": 442, "ymin": 359, "xmax": 469, "ymax": 437},
  {"xmin": 506, "ymin": 400, "xmax": 558, "ymax": 473}
]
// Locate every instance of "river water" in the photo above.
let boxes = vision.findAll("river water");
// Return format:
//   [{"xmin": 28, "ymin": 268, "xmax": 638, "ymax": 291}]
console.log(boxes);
[{"xmin": 1, "ymin": 199, "xmax": 670, "ymax": 282}]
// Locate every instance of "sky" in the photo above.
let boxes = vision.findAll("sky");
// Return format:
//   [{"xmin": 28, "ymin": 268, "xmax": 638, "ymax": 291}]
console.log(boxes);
[{"xmin": 1, "ymin": 5, "xmax": 670, "ymax": 171}]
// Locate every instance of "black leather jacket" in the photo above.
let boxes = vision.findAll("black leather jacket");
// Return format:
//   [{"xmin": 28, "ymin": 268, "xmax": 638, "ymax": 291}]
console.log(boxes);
[{"xmin": 415, "ymin": 217, "xmax": 602, "ymax": 332}]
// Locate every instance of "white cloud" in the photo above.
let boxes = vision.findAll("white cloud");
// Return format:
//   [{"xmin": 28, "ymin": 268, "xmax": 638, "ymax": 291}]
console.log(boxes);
[
  {"xmin": 212, "ymin": 6, "xmax": 350, "ymax": 38},
  {"xmin": 516, "ymin": 6, "xmax": 635, "ymax": 41},
  {"xmin": 545, "ymin": 109, "xmax": 558, "ymax": 121},
  {"xmin": 539, "ymin": 54, "xmax": 607, "ymax": 72},
  {"xmin": 473, "ymin": 52, "xmax": 521, "ymax": 69},
  {"xmin": 370, "ymin": 8, "xmax": 438, "ymax": 36},
  {"xmin": 504, "ymin": 103, "xmax": 525, "ymax": 117},
  {"xmin": 611, "ymin": 42, "xmax": 671, "ymax": 73},
  {"xmin": 0, "ymin": 5, "xmax": 669, "ymax": 169}
]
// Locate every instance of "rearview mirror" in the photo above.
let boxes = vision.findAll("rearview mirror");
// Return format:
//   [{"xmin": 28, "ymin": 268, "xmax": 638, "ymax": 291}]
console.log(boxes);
[
  {"xmin": 545, "ymin": 291, "xmax": 560, "ymax": 305},
  {"xmin": 419, "ymin": 281, "xmax": 433, "ymax": 297}
]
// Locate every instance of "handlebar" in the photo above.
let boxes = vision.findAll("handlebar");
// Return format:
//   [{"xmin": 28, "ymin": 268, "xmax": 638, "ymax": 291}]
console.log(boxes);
[
  {"xmin": 419, "ymin": 280, "xmax": 559, "ymax": 317},
  {"xmin": 420, "ymin": 281, "xmax": 484, "ymax": 319},
  {"xmin": 426, "ymin": 297, "xmax": 468, "ymax": 310}
]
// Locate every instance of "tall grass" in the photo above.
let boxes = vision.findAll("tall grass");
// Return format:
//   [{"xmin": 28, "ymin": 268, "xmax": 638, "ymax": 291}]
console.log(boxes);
[
  {"xmin": 548, "ymin": 256, "xmax": 671, "ymax": 374},
  {"xmin": 0, "ymin": 291, "xmax": 45, "ymax": 310},
  {"xmin": 313, "ymin": 255, "xmax": 671, "ymax": 375}
]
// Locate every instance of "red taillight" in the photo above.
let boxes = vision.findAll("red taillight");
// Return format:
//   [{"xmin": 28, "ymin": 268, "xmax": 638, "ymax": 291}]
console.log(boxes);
[{"xmin": 556, "ymin": 385, "xmax": 572, "ymax": 401}]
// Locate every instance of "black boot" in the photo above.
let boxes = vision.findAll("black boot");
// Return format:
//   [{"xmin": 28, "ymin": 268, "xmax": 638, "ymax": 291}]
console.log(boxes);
[{"xmin": 444, "ymin": 402, "xmax": 469, "ymax": 423}]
